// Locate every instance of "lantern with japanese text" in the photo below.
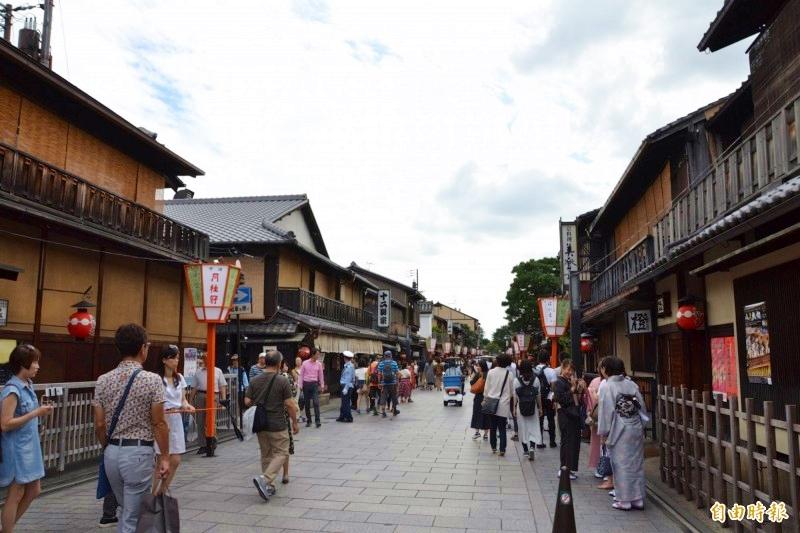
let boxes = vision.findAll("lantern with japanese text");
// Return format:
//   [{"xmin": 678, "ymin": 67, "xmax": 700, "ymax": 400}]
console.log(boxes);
[
  {"xmin": 676, "ymin": 303, "xmax": 704, "ymax": 331},
  {"xmin": 580, "ymin": 333, "xmax": 594, "ymax": 353},
  {"xmin": 183, "ymin": 262, "xmax": 241, "ymax": 455},
  {"xmin": 67, "ymin": 300, "xmax": 95, "ymax": 340}
]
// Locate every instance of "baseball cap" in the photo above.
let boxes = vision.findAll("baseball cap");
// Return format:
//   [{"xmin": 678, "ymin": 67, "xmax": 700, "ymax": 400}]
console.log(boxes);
[
  {"xmin": 383, "ymin": 350, "xmax": 393, "ymax": 357},
  {"xmin": 343, "ymin": 351, "xmax": 354, "ymax": 358}
]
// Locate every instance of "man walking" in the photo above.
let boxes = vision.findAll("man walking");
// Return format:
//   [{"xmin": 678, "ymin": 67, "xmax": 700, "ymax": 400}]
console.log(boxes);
[
  {"xmin": 337, "ymin": 351, "xmax": 355, "ymax": 423},
  {"xmin": 245, "ymin": 350, "xmax": 299, "ymax": 501},
  {"xmin": 534, "ymin": 352, "xmax": 558, "ymax": 448},
  {"xmin": 298, "ymin": 348, "xmax": 325, "ymax": 427},
  {"xmin": 249, "ymin": 352, "xmax": 267, "ymax": 379},
  {"xmin": 377, "ymin": 351, "xmax": 399, "ymax": 418},
  {"xmin": 190, "ymin": 353, "xmax": 228, "ymax": 456},
  {"xmin": 93, "ymin": 324, "xmax": 170, "ymax": 533}
]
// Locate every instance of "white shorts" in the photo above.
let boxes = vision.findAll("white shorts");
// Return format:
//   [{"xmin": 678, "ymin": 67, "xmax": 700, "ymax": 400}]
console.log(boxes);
[{"xmin": 155, "ymin": 411, "xmax": 186, "ymax": 455}]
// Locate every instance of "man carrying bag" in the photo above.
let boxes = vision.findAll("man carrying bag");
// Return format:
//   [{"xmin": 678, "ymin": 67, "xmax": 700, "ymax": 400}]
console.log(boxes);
[{"xmin": 244, "ymin": 350, "xmax": 299, "ymax": 501}]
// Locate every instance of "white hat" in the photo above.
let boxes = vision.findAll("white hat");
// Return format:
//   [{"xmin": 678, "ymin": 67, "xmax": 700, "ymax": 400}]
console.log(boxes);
[
  {"xmin": 342, "ymin": 350, "xmax": 355, "ymax": 358},
  {"xmin": 258, "ymin": 352, "xmax": 267, "ymax": 358}
]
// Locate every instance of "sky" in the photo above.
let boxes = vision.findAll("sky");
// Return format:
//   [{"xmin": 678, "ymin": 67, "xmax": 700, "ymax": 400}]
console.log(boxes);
[{"xmin": 41, "ymin": 0, "xmax": 751, "ymax": 336}]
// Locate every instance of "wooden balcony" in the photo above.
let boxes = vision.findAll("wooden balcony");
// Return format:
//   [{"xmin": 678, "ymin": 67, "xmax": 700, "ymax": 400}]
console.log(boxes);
[
  {"xmin": 277, "ymin": 288, "xmax": 374, "ymax": 329},
  {"xmin": 591, "ymin": 236, "xmax": 654, "ymax": 304},
  {"xmin": 654, "ymin": 92, "xmax": 800, "ymax": 259},
  {"xmin": 0, "ymin": 142, "xmax": 208, "ymax": 260}
]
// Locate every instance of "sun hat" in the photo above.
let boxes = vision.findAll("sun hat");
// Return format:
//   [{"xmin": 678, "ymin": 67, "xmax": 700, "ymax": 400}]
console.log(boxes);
[{"xmin": 343, "ymin": 351, "xmax": 354, "ymax": 358}]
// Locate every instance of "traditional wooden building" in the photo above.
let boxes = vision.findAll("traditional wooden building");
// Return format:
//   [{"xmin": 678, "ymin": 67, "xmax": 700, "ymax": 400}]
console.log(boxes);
[
  {"xmin": 577, "ymin": 0, "xmax": 800, "ymax": 413},
  {"xmin": 0, "ymin": 38, "xmax": 208, "ymax": 382},
  {"xmin": 165, "ymin": 195, "xmax": 387, "ymax": 391}
]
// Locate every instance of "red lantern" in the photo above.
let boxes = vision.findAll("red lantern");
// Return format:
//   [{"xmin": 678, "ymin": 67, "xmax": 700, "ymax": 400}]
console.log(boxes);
[
  {"xmin": 580, "ymin": 333, "xmax": 594, "ymax": 353},
  {"xmin": 67, "ymin": 300, "xmax": 96, "ymax": 339},
  {"xmin": 676, "ymin": 304, "xmax": 704, "ymax": 331},
  {"xmin": 297, "ymin": 346, "xmax": 311, "ymax": 361}
]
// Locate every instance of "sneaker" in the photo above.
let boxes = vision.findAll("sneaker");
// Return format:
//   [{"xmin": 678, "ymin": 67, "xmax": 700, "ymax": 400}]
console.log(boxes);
[
  {"xmin": 594, "ymin": 471, "xmax": 605, "ymax": 479},
  {"xmin": 306, "ymin": 422, "xmax": 312, "ymax": 428},
  {"xmin": 510, "ymin": 434, "xmax": 519, "ymax": 442},
  {"xmin": 608, "ymin": 490, "xmax": 616, "ymax": 497},
  {"xmin": 382, "ymin": 412, "xmax": 387, "ymax": 418},
  {"xmin": 98, "ymin": 517, "xmax": 118, "ymax": 528},
  {"xmin": 393, "ymin": 409, "xmax": 400, "ymax": 416},
  {"xmin": 408, "ymin": 399, "xmax": 414, "ymax": 403},
  {"xmin": 356, "ymin": 409, "xmax": 361, "ymax": 414},
  {"xmin": 498, "ymin": 451, "xmax": 505, "ymax": 457},
  {"xmin": 528, "ymin": 450, "xmax": 535, "ymax": 461},
  {"xmin": 570, "ymin": 473, "xmax": 577, "ymax": 480},
  {"xmin": 491, "ymin": 449, "xmax": 497, "ymax": 454},
  {"xmin": 472, "ymin": 432, "xmax": 481, "ymax": 440},
  {"xmin": 315, "ymin": 422, "xmax": 321, "ymax": 428},
  {"xmin": 253, "ymin": 476, "xmax": 270, "ymax": 501},
  {"xmin": 549, "ymin": 442, "xmax": 557, "ymax": 448},
  {"xmin": 196, "ymin": 446, "xmax": 207, "ymax": 455},
  {"xmin": 483, "ymin": 434, "xmax": 489, "ymax": 440},
  {"xmin": 536, "ymin": 443, "xmax": 546, "ymax": 449}
]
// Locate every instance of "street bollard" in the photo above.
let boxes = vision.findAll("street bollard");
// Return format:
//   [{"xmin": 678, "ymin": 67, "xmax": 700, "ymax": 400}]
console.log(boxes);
[{"xmin": 552, "ymin": 466, "xmax": 577, "ymax": 533}]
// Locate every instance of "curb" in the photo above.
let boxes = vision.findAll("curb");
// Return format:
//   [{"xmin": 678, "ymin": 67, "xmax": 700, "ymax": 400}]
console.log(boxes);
[{"xmin": 646, "ymin": 481, "xmax": 718, "ymax": 533}]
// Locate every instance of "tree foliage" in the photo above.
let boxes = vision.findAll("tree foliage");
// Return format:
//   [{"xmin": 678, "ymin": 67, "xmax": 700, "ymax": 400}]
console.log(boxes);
[{"xmin": 501, "ymin": 257, "xmax": 561, "ymax": 336}]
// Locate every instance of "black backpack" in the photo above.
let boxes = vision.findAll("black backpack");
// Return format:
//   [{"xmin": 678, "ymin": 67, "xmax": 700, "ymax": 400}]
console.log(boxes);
[
  {"xmin": 516, "ymin": 378, "xmax": 538, "ymax": 417},
  {"xmin": 381, "ymin": 361, "xmax": 396, "ymax": 384},
  {"xmin": 534, "ymin": 365, "xmax": 551, "ymax": 401}
]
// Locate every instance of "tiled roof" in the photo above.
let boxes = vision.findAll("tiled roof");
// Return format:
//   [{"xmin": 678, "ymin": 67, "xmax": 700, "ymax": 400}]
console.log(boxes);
[{"xmin": 164, "ymin": 195, "xmax": 308, "ymax": 243}]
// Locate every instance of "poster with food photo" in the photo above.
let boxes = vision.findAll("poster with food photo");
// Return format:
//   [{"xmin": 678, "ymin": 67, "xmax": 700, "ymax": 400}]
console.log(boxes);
[{"xmin": 744, "ymin": 302, "xmax": 771, "ymax": 384}]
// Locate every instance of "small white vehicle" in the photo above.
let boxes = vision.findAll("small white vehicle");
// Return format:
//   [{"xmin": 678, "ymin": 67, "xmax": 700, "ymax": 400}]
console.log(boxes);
[{"xmin": 442, "ymin": 365, "xmax": 464, "ymax": 407}]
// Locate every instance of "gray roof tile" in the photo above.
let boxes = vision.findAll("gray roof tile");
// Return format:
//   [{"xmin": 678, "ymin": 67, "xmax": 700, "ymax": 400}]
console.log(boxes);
[{"xmin": 164, "ymin": 195, "xmax": 308, "ymax": 243}]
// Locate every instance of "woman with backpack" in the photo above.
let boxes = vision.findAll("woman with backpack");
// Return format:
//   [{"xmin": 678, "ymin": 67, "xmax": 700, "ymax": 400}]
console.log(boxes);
[
  {"xmin": 597, "ymin": 356, "xmax": 647, "ymax": 510},
  {"xmin": 513, "ymin": 360, "xmax": 542, "ymax": 461}
]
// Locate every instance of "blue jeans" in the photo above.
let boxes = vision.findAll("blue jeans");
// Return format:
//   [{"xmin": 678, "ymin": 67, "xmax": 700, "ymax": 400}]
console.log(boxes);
[
  {"xmin": 490, "ymin": 415, "xmax": 507, "ymax": 453},
  {"xmin": 104, "ymin": 444, "xmax": 154, "ymax": 533},
  {"xmin": 339, "ymin": 388, "xmax": 352, "ymax": 420}
]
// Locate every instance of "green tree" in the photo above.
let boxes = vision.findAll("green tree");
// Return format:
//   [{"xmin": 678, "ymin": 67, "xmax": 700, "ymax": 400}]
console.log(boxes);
[
  {"xmin": 491, "ymin": 325, "xmax": 512, "ymax": 349},
  {"xmin": 501, "ymin": 257, "xmax": 561, "ymax": 337}
]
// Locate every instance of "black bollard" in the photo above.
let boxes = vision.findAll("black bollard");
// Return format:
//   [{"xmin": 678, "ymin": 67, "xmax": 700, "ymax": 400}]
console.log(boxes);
[{"xmin": 552, "ymin": 466, "xmax": 577, "ymax": 533}]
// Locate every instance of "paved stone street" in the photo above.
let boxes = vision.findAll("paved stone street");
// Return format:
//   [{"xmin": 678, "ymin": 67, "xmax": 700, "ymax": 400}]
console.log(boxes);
[{"xmin": 16, "ymin": 389, "xmax": 682, "ymax": 532}]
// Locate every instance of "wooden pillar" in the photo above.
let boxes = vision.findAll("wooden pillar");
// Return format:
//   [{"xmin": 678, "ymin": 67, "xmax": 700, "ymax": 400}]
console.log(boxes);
[{"xmin": 32, "ymin": 227, "xmax": 47, "ymax": 346}]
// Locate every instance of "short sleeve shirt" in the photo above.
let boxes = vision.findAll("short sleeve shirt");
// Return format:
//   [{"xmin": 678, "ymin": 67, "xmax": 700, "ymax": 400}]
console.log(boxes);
[
  {"xmin": 245, "ymin": 371, "xmax": 292, "ymax": 433},
  {"xmin": 193, "ymin": 367, "xmax": 226, "ymax": 392},
  {"xmin": 94, "ymin": 361, "xmax": 165, "ymax": 440}
]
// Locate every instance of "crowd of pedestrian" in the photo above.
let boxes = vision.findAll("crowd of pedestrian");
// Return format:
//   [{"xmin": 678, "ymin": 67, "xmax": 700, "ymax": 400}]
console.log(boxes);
[
  {"xmin": 466, "ymin": 348, "xmax": 648, "ymax": 511},
  {"xmin": 0, "ymin": 328, "xmax": 651, "ymax": 532}
]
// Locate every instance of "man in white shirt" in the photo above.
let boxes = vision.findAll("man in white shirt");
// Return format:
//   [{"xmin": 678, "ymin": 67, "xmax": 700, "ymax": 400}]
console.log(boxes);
[{"xmin": 190, "ymin": 353, "xmax": 228, "ymax": 456}]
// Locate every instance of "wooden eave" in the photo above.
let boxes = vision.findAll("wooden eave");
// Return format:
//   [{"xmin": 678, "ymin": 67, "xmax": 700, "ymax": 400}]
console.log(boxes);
[
  {"xmin": 697, "ymin": 0, "xmax": 786, "ymax": 52},
  {"xmin": 0, "ymin": 39, "xmax": 203, "ymax": 188}
]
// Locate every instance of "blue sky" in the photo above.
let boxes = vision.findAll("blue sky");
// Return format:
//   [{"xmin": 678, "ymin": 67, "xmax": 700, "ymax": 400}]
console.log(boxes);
[{"xmin": 48, "ymin": 0, "xmax": 751, "ymax": 335}]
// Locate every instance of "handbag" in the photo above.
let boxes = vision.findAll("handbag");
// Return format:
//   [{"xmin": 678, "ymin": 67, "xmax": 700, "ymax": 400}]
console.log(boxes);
[
  {"xmin": 470, "ymin": 376, "xmax": 485, "ymax": 395},
  {"xmin": 97, "ymin": 369, "xmax": 142, "ymax": 500},
  {"xmin": 596, "ymin": 445, "xmax": 613, "ymax": 477},
  {"xmin": 481, "ymin": 370, "xmax": 509, "ymax": 416},
  {"xmin": 251, "ymin": 374, "xmax": 278, "ymax": 434},
  {"xmin": 135, "ymin": 481, "xmax": 179, "ymax": 533}
]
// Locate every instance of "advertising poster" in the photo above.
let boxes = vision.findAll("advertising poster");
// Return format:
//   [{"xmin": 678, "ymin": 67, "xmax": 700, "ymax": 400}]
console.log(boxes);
[
  {"xmin": 711, "ymin": 336, "xmax": 738, "ymax": 400},
  {"xmin": 183, "ymin": 347, "xmax": 198, "ymax": 387},
  {"xmin": 744, "ymin": 302, "xmax": 772, "ymax": 384}
]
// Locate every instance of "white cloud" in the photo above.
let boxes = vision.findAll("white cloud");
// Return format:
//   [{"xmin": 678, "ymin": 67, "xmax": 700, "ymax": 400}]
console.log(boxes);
[{"xmin": 47, "ymin": 0, "xmax": 750, "ymax": 335}]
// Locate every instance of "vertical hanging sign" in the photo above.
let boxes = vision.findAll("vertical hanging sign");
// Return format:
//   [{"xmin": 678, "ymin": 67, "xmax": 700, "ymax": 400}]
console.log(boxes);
[
  {"xmin": 560, "ymin": 221, "xmax": 578, "ymax": 291},
  {"xmin": 377, "ymin": 290, "xmax": 391, "ymax": 328}
]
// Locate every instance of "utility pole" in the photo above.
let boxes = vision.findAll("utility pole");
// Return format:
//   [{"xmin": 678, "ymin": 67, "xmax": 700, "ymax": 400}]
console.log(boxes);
[
  {"xmin": 2, "ymin": 4, "xmax": 13, "ymax": 41},
  {"xmin": 39, "ymin": 0, "xmax": 52, "ymax": 67}
]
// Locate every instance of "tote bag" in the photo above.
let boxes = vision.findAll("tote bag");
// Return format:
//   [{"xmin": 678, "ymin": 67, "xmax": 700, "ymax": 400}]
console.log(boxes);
[
  {"xmin": 481, "ymin": 370, "xmax": 509, "ymax": 416},
  {"xmin": 136, "ymin": 483, "xmax": 179, "ymax": 533}
]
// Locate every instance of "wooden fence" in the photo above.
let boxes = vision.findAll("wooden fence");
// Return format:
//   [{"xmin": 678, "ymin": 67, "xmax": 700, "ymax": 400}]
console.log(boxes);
[{"xmin": 657, "ymin": 385, "xmax": 800, "ymax": 532}]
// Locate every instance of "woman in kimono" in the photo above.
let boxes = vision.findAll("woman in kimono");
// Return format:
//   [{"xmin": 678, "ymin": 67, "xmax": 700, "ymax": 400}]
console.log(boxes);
[{"xmin": 597, "ymin": 356, "xmax": 647, "ymax": 510}]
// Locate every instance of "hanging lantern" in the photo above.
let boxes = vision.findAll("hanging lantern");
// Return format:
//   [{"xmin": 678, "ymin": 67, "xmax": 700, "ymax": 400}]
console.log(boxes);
[
  {"xmin": 67, "ymin": 299, "xmax": 96, "ymax": 340},
  {"xmin": 676, "ymin": 303, "xmax": 704, "ymax": 331},
  {"xmin": 297, "ymin": 346, "xmax": 311, "ymax": 361},
  {"xmin": 580, "ymin": 333, "xmax": 594, "ymax": 353}
]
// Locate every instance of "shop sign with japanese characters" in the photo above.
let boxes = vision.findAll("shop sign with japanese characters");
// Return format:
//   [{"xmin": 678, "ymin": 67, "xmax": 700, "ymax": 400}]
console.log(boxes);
[
  {"xmin": 627, "ymin": 309, "xmax": 653, "ymax": 334},
  {"xmin": 377, "ymin": 290, "xmax": 391, "ymax": 328}
]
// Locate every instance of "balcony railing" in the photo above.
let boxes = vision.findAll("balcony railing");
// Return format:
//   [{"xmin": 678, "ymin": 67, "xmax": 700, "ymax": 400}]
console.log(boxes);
[
  {"xmin": 654, "ymin": 92, "xmax": 800, "ymax": 259},
  {"xmin": 591, "ymin": 236, "xmax": 654, "ymax": 304},
  {"xmin": 0, "ymin": 142, "xmax": 209, "ymax": 260},
  {"xmin": 277, "ymin": 288, "xmax": 374, "ymax": 329}
]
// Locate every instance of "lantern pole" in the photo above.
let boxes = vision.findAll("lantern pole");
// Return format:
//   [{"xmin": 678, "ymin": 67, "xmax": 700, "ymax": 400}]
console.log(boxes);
[
  {"xmin": 550, "ymin": 337, "xmax": 558, "ymax": 368},
  {"xmin": 205, "ymin": 322, "xmax": 217, "ymax": 449}
]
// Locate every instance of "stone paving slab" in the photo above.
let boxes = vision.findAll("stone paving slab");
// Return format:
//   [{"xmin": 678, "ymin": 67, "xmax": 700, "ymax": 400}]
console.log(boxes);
[{"xmin": 13, "ymin": 387, "xmax": 684, "ymax": 532}]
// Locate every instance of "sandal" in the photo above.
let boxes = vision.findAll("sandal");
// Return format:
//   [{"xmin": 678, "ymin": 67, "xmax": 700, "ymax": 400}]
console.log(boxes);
[{"xmin": 612, "ymin": 502, "xmax": 631, "ymax": 511}]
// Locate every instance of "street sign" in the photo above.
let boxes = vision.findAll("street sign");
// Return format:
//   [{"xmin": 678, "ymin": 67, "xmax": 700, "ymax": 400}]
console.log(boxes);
[
  {"xmin": 377, "ymin": 290, "xmax": 391, "ymax": 328},
  {"xmin": 231, "ymin": 286, "xmax": 252, "ymax": 315}
]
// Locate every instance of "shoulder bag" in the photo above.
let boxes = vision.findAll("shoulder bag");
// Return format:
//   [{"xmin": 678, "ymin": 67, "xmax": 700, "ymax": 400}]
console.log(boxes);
[
  {"xmin": 469, "ymin": 376, "xmax": 485, "ymax": 395},
  {"xmin": 481, "ymin": 370, "xmax": 509, "ymax": 416},
  {"xmin": 97, "ymin": 369, "xmax": 142, "ymax": 499},
  {"xmin": 251, "ymin": 373, "xmax": 278, "ymax": 434}
]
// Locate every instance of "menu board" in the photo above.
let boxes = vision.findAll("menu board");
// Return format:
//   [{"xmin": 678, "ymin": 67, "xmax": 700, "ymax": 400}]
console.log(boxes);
[{"xmin": 743, "ymin": 302, "xmax": 772, "ymax": 384}]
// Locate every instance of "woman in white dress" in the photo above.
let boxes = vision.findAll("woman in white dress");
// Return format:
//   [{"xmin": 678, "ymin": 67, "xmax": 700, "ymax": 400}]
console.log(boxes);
[{"xmin": 155, "ymin": 345, "xmax": 194, "ymax": 491}]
